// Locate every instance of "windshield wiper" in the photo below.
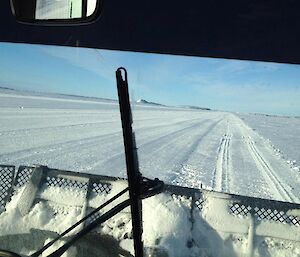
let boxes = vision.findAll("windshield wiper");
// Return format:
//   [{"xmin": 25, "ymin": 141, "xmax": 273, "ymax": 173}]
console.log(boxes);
[
  {"xmin": 0, "ymin": 67, "xmax": 164, "ymax": 257},
  {"xmin": 38, "ymin": 177, "xmax": 163, "ymax": 257},
  {"xmin": 116, "ymin": 67, "xmax": 145, "ymax": 257}
]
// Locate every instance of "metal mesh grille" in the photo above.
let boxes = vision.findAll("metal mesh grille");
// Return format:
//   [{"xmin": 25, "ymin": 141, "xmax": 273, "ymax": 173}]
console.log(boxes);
[
  {"xmin": 195, "ymin": 198, "xmax": 205, "ymax": 211},
  {"xmin": 91, "ymin": 182, "xmax": 112, "ymax": 195},
  {"xmin": 14, "ymin": 166, "xmax": 35, "ymax": 188},
  {"xmin": 84, "ymin": 182, "xmax": 113, "ymax": 227},
  {"xmin": 0, "ymin": 166, "xmax": 15, "ymax": 212},
  {"xmin": 229, "ymin": 202, "xmax": 300, "ymax": 226},
  {"xmin": 46, "ymin": 176, "xmax": 88, "ymax": 191},
  {"xmin": 230, "ymin": 203, "xmax": 252, "ymax": 216}
]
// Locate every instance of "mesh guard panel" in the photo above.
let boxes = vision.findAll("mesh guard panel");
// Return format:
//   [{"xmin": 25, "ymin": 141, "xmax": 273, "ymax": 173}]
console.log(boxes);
[
  {"xmin": 0, "ymin": 165, "xmax": 15, "ymax": 213},
  {"xmin": 91, "ymin": 182, "xmax": 112, "ymax": 195},
  {"xmin": 83, "ymin": 180, "xmax": 114, "ymax": 227},
  {"xmin": 229, "ymin": 202, "xmax": 300, "ymax": 227},
  {"xmin": 45, "ymin": 175, "xmax": 88, "ymax": 191},
  {"xmin": 14, "ymin": 166, "xmax": 35, "ymax": 189},
  {"xmin": 195, "ymin": 198, "xmax": 205, "ymax": 211}
]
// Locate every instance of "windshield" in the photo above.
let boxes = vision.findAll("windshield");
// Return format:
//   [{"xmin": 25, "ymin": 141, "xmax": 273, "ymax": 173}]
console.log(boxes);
[{"xmin": 0, "ymin": 42, "xmax": 299, "ymax": 257}]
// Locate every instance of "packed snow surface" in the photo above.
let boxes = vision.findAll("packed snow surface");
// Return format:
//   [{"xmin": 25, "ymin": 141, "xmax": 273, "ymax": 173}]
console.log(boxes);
[
  {"xmin": 238, "ymin": 113, "xmax": 300, "ymax": 169},
  {"xmin": 0, "ymin": 89, "xmax": 300, "ymax": 257},
  {"xmin": 0, "ymin": 88, "xmax": 299, "ymax": 203}
]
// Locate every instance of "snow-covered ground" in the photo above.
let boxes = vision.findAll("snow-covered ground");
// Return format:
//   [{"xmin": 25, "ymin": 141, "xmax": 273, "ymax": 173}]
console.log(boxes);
[
  {"xmin": 0, "ymin": 88, "xmax": 299, "ymax": 203},
  {"xmin": 0, "ymin": 88, "xmax": 300, "ymax": 257},
  {"xmin": 238, "ymin": 113, "xmax": 300, "ymax": 169}
]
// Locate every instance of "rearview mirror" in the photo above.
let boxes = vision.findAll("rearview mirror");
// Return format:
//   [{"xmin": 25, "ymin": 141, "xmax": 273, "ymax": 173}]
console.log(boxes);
[{"xmin": 11, "ymin": 0, "xmax": 100, "ymax": 24}]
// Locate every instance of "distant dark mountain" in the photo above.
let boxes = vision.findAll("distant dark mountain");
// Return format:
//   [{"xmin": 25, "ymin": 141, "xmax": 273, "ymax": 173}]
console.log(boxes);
[
  {"xmin": 181, "ymin": 105, "xmax": 211, "ymax": 111},
  {"xmin": 136, "ymin": 99, "xmax": 164, "ymax": 106},
  {"xmin": 0, "ymin": 86, "xmax": 18, "ymax": 92}
]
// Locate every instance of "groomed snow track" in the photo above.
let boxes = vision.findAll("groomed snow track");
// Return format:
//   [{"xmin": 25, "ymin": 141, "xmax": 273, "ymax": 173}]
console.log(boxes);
[
  {"xmin": 1, "ymin": 92, "xmax": 299, "ymax": 204},
  {"xmin": 245, "ymin": 136, "xmax": 297, "ymax": 203},
  {"xmin": 213, "ymin": 133, "xmax": 232, "ymax": 192}
]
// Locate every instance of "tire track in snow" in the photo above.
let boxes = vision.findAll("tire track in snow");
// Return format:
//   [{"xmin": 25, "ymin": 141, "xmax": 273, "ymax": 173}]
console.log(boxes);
[
  {"xmin": 0, "ymin": 117, "xmax": 203, "ymax": 158},
  {"xmin": 176, "ymin": 120, "xmax": 223, "ymax": 167},
  {"xmin": 0, "ymin": 131, "xmax": 122, "ymax": 163},
  {"xmin": 1, "ymin": 118, "xmax": 211, "ymax": 177},
  {"xmin": 245, "ymin": 136, "xmax": 297, "ymax": 203},
  {"xmin": 212, "ymin": 133, "xmax": 232, "ymax": 192},
  {"xmin": 94, "ymin": 119, "xmax": 214, "ymax": 174},
  {"xmin": 169, "ymin": 119, "xmax": 223, "ymax": 186},
  {"xmin": 0, "ymin": 116, "xmax": 202, "ymax": 135},
  {"xmin": 0, "ymin": 120, "xmax": 119, "ymax": 135}
]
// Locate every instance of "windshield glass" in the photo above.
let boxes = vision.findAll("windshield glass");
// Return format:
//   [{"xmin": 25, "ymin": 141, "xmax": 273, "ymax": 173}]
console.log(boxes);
[{"xmin": 0, "ymin": 42, "xmax": 299, "ymax": 257}]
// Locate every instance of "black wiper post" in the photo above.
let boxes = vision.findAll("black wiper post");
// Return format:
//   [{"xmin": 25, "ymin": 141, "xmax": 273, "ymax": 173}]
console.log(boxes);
[
  {"xmin": 0, "ymin": 68, "xmax": 164, "ymax": 257},
  {"xmin": 116, "ymin": 67, "xmax": 144, "ymax": 257}
]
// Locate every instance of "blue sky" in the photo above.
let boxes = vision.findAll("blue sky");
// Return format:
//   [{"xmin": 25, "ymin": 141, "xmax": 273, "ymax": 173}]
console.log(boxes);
[{"xmin": 0, "ymin": 42, "xmax": 299, "ymax": 116}]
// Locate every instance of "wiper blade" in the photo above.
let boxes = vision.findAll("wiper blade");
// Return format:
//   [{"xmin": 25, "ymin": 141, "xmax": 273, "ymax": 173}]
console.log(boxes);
[
  {"xmin": 30, "ymin": 187, "xmax": 129, "ymax": 257},
  {"xmin": 116, "ymin": 67, "xmax": 144, "ymax": 257},
  {"xmin": 0, "ymin": 67, "xmax": 164, "ymax": 257}
]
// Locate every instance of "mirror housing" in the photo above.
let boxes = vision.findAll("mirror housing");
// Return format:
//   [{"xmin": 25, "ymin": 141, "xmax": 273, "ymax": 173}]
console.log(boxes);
[{"xmin": 10, "ymin": 0, "xmax": 101, "ymax": 24}]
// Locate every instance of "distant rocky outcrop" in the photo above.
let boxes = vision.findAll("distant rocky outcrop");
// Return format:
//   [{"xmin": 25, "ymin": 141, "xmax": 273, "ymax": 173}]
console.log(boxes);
[
  {"xmin": 181, "ymin": 105, "xmax": 211, "ymax": 111},
  {"xmin": 136, "ymin": 99, "xmax": 164, "ymax": 106}
]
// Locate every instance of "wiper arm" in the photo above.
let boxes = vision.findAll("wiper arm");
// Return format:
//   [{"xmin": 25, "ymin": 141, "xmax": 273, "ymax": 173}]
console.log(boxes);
[
  {"xmin": 0, "ymin": 67, "xmax": 164, "ymax": 257},
  {"xmin": 47, "ymin": 198, "xmax": 131, "ymax": 257},
  {"xmin": 46, "ymin": 177, "xmax": 164, "ymax": 257},
  {"xmin": 116, "ymin": 67, "xmax": 145, "ymax": 257},
  {"xmin": 30, "ymin": 187, "xmax": 130, "ymax": 257}
]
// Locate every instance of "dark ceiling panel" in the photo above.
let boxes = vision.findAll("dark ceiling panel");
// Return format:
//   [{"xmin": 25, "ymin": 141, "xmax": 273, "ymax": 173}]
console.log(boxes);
[{"xmin": 1, "ymin": 0, "xmax": 300, "ymax": 64}]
